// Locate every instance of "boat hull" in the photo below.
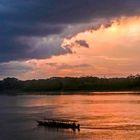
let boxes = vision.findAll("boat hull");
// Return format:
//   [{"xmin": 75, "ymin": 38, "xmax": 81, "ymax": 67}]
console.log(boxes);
[{"xmin": 37, "ymin": 120, "xmax": 80, "ymax": 129}]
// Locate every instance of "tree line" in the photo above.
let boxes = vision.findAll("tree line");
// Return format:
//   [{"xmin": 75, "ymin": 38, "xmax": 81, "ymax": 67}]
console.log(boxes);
[{"xmin": 0, "ymin": 75, "xmax": 140, "ymax": 94}]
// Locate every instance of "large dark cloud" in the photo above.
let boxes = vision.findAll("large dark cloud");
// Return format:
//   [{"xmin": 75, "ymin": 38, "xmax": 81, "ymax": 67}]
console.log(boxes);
[
  {"xmin": 0, "ymin": 0, "xmax": 140, "ymax": 63},
  {"xmin": 0, "ymin": 35, "xmax": 72, "ymax": 62},
  {"xmin": 1, "ymin": 0, "xmax": 140, "ymax": 23}
]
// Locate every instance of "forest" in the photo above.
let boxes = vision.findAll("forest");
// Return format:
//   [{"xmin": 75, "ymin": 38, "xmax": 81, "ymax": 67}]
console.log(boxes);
[{"xmin": 0, "ymin": 75, "xmax": 140, "ymax": 94}]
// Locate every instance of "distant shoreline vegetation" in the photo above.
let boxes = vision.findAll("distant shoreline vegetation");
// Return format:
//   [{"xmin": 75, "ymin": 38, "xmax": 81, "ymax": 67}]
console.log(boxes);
[{"xmin": 0, "ymin": 75, "xmax": 140, "ymax": 94}]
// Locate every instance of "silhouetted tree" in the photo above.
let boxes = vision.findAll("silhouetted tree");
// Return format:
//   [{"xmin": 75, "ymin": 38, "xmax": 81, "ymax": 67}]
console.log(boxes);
[{"xmin": 0, "ymin": 75, "xmax": 140, "ymax": 94}]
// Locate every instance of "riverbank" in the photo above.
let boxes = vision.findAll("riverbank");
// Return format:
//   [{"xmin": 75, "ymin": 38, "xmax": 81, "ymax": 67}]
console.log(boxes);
[
  {"xmin": 0, "ymin": 90, "xmax": 140, "ymax": 96},
  {"xmin": 0, "ymin": 76, "xmax": 140, "ymax": 95}
]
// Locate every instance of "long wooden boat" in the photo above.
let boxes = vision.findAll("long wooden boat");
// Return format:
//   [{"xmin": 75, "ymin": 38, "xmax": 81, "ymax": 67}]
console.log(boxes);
[{"xmin": 36, "ymin": 118, "xmax": 80, "ymax": 130}]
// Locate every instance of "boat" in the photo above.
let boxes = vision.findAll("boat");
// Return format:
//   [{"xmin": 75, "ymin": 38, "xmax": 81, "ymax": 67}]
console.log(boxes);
[{"xmin": 36, "ymin": 118, "xmax": 80, "ymax": 130}]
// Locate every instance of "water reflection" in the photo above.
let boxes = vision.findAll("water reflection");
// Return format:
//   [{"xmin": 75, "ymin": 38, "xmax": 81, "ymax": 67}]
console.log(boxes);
[
  {"xmin": 0, "ymin": 93, "xmax": 140, "ymax": 140},
  {"xmin": 36, "ymin": 125, "xmax": 80, "ymax": 133}
]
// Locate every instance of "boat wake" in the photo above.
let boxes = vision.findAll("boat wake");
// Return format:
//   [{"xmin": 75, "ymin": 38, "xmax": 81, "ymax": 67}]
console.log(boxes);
[{"xmin": 81, "ymin": 124, "xmax": 140, "ymax": 130}]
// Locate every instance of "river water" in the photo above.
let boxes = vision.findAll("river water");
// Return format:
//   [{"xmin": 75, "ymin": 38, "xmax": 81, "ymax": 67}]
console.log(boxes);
[{"xmin": 0, "ymin": 92, "xmax": 140, "ymax": 140}]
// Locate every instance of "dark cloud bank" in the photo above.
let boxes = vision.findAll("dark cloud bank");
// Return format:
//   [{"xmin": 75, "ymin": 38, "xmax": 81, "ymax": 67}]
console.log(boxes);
[
  {"xmin": 0, "ymin": 0, "xmax": 140, "ymax": 75},
  {"xmin": 0, "ymin": 0, "xmax": 140, "ymax": 63}
]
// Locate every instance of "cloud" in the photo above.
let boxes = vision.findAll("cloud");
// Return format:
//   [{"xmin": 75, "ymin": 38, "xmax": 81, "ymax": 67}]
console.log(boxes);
[
  {"xmin": 75, "ymin": 40, "xmax": 89, "ymax": 48},
  {"xmin": 2, "ymin": 0, "xmax": 139, "ymax": 24},
  {"xmin": 46, "ymin": 63, "xmax": 91, "ymax": 69},
  {"xmin": 0, "ymin": 35, "xmax": 72, "ymax": 62},
  {"xmin": 0, "ymin": 61, "xmax": 32, "ymax": 77},
  {"xmin": 1, "ymin": 0, "xmax": 140, "ymax": 63}
]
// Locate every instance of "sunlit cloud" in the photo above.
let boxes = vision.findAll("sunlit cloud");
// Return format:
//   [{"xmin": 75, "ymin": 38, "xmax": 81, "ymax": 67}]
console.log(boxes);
[{"xmin": 23, "ymin": 16, "xmax": 140, "ymax": 79}]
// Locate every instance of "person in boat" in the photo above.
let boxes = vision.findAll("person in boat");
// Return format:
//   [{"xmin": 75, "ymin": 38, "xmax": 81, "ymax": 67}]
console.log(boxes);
[
  {"xmin": 72, "ymin": 122, "xmax": 76, "ymax": 127},
  {"xmin": 77, "ymin": 124, "xmax": 80, "ymax": 128},
  {"xmin": 72, "ymin": 122, "xmax": 80, "ymax": 128}
]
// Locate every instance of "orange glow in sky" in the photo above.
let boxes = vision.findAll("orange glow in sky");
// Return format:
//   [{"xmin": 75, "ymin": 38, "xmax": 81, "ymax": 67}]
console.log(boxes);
[{"xmin": 20, "ymin": 16, "xmax": 140, "ymax": 79}]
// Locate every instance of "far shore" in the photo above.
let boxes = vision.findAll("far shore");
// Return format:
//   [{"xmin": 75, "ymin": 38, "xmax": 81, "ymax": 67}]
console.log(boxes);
[
  {"xmin": 1, "ymin": 76, "xmax": 140, "ymax": 95},
  {"xmin": 0, "ymin": 90, "xmax": 140, "ymax": 96}
]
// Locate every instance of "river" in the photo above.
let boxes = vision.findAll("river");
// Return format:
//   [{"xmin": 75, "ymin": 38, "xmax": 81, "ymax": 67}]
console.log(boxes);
[{"xmin": 0, "ymin": 92, "xmax": 140, "ymax": 140}]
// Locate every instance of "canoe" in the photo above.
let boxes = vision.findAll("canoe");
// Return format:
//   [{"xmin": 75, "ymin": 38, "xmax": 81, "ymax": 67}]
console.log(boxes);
[{"xmin": 36, "ymin": 118, "xmax": 80, "ymax": 130}]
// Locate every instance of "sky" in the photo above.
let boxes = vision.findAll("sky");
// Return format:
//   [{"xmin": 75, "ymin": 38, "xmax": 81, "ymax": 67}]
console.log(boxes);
[{"xmin": 0, "ymin": 0, "xmax": 140, "ymax": 80}]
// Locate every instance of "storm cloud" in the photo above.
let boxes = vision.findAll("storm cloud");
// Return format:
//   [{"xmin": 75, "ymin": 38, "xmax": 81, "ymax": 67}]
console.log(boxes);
[{"xmin": 1, "ymin": 0, "xmax": 140, "ymax": 63}]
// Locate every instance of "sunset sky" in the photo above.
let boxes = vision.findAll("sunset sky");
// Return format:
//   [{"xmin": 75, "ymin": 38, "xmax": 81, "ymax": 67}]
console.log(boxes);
[{"xmin": 0, "ymin": 0, "xmax": 140, "ymax": 79}]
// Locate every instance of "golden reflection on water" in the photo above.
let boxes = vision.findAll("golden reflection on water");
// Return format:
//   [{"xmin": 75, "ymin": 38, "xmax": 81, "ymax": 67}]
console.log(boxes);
[{"xmin": 17, "ymin": 93, "xmax": 140, "ymax": 139}]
